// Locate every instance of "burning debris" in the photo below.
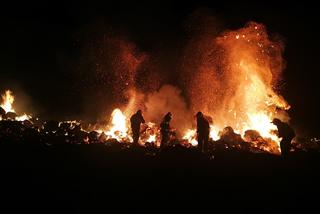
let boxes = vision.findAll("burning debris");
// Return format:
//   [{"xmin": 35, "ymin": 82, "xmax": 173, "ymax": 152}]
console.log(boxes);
[
  {"xmin": 0, "ymin": 21, "xmax": 317, "ymax": 156},
  {"xmin": 0, "ymin": 96, "xmax": 317, "ymax": 155}
]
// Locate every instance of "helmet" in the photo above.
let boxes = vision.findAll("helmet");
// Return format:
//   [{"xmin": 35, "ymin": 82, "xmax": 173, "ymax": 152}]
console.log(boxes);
[
  {"xmin": 196, "ymin": 111, "xmax": 203, "ymax": 118},
  {"xmin": 164, "ymin": 112, "xmax": 172, "ymax": 120},
  {"xmin": 272, "ymin": 118, "xmax": 281, "ymax": 124}
]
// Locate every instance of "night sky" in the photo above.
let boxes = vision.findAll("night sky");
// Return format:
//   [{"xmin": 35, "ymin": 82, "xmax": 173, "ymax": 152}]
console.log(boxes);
[{"xmin": 0, "ymin": 1, "xmax": 319, "ymax": 136}]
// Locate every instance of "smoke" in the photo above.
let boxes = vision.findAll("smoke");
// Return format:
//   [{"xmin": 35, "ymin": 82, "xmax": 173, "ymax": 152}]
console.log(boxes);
[{"xmin": 144, "ymin": 85, "xmax": 193, "ymax": 136}]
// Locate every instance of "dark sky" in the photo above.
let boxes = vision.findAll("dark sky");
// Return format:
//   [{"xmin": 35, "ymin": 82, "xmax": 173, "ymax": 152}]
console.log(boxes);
[{"xmin": 0, "ymin": 1, "xmax": 319, "ymax": 136}]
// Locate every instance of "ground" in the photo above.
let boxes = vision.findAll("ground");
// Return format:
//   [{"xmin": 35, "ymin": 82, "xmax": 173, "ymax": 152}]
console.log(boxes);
[{"xmin": 0, "ymin": 143, "xmax": 319, "ymax": 213}]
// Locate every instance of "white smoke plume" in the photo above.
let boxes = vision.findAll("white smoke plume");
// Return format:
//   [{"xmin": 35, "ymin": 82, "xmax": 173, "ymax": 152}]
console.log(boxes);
[{"xmin": 143, "ymin": 85, "xmax": 193, "ymax": 137}]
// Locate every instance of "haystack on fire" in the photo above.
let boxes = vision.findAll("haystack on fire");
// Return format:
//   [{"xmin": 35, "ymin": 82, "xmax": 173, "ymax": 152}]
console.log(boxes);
[{"xmin": 1, "ymin": 22, "xmax": 313, "ymax": 155}]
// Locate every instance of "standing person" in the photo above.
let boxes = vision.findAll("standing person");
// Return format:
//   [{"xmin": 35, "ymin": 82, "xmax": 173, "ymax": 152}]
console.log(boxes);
[
  {"xmin": 196, "ymin": 112, "xmax": 210, "ymax": 153},
  {"xmin": 0, "ymin": 107, "xmax": 5, "ymax": 118},
  {"xmin": 130, "ymin": 110, "xmax": 145, "ymax": 145},
  {"xmin": 160, "ymin": 112, "xmax": 172, "ymax": 148},
  {"xmin": 272, "ymin": 118, "xmax": 295, "ymax": 157}
]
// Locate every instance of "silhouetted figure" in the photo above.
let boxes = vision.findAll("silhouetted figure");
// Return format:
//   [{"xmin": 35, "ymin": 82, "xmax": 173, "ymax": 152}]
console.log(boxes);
[
  {"xmin": 160, "ymin": 112, "xmax": 172, "ymax": 148},
  {"xmin": 130, "ymin": 110, "xmax": 145, "ymax": 145},
  {"xmin": 196, "ymin": 112, "xmax": 210, "ymax": 152},
  {"xmin": 272, "ymin": 118, "xmax": 295, "ymax": 157},
  {"xmin": 0, "ymin": 107, "xmax": 5, "ymax": 118}
]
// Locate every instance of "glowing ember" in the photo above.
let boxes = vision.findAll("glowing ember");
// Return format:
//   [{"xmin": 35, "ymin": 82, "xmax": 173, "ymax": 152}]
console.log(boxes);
[{"xmin": 15, "ymin": 114, "xmax": 32, "ymax": 121}]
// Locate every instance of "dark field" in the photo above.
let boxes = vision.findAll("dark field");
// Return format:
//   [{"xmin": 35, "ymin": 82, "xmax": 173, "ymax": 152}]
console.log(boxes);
[{"xmin": 0, "ymin": 142, "xmax": 319, "ymax": 213}]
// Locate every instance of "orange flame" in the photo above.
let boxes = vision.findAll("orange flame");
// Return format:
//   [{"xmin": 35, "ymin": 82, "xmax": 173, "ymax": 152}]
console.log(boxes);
[
  {"xmin": 94, "ymin": 22, "xmax": 290, "ymax": 154},
  {"xmin": 181, "ymin": 22, "xmax": 290, "ymax": 153},
  {"xmin": 214, "ymin": 23, "xmax": 288, "ymax": 150},
  {"xmin": 183, "ymin": 129, "xmax": 198, "ymax": 146},
  {"xmin": 0, "ymin": 90, "xmax": 31, "ymax": 121},
  {"xmin": 1, "ymin": 90, "xmax": 15, "ymax": 113},
  {"xmin": 103, "ymin": 108, "xmax": 131, "ymax": 142}
]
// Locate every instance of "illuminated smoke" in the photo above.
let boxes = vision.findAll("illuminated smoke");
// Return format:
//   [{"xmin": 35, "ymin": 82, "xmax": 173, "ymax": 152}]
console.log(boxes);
[{"xmin": 144, "ymin": 85, "xmax": 192, "ymax": 137}]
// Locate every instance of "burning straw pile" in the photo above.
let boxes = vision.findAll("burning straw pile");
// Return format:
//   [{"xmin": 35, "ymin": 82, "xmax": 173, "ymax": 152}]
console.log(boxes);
[
  {"xmin": 0, "ymin": 22, "xmax": 318, "ymax": 154},
  {"xmin": 0, "ymin": 90, "xmax": 318, "ymax": 154}
]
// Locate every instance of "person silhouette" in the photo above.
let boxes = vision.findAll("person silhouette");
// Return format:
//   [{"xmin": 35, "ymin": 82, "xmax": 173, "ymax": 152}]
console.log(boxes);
[
  {"xmin": 272, "ymin": 118, "xmax": 295, "ymax": 157},
  {"xmin": 160, "ymin": 112, "xmax": 172, "ymax": 148},
  {"xmin": 196, "ymin": 112, "xmax": 210, "ymax": 153},
  {"xmin": 130, "ymin": 110, "xmax": 145, "ymax": 145}
]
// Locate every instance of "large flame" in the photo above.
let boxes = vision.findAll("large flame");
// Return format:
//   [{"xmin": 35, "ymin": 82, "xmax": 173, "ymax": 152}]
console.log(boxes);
[
  {"xmin": 181, "ymin": 22, "xmax": 290, "ymax": 153},
  {"xmin": 0, "ymin": 22, "xmax": 293, "ymax": 154},
  {"xmin": 1, "ymin": 90, "xmax": 15, "ymax": 113},
  {"xmin": 103, "ymin": 108, "xmax": 131, "ymax": 142},
  {"xmin": 87, "ymin": 22, "xmax": 291, "ymax": 154},
  {"xmin": 214, "ymin": 23, "xmax": 288, "ymax": 149},
  {"xmin": 100, "ymin": 22, "xmax": 290, "ymax": 153},
  {"xmin": 0, "ymin": 90, "xmax": 31, "ymax": 121}
]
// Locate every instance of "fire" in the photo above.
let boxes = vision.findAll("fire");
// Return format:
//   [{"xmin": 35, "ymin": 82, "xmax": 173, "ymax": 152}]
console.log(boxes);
[
  {"xmin": 180, "ymin": 22, "xmax": 291, "ymax": 153},
  {"xmin": 103, "ymin": 108, "xmax": 131, "ymax": 142},
  {"xmin": 1, "ymin": 90, "xmax": 15, "ymax": 113},
  {"xmin": 147, "ymin": 134, "xmax": 156, "ymax": 143},
  {"xmin": 182, "ymin": 125, "xmax": 219, "ymax": 147},
  {"xmin": 95, "ymin": 108, "xmax": 163, "ymax": 146},
  {"xmin": 94, "ymin": 22, "xmax": 291, "ymax": 152},
  {"xmin": 245, "ymin": 112, "xmax": 281, "ymax": 143},
  {"xmin": 142, "ymin": 122, "xmax": 160, "ymax": 146},
  {"xmin": 2, "ymin": 22, "xmax": 289, "ymax": 153},
  {"xmin": 183, "ymin": 129, "xmax": 198, "ymax": 146},
  {"xmin": 209, "ymin": 125, "xmax": 220, "ymax": 141},
  {"xmin": 215, "ymin": 23, "xmax": 289, "ymax": 149},
  {"xmin": 15, "ymin": 114, "xmax": 32, "ymax": 121},
  {"xmin": 0, "ymin": 90, "xmax": 32, "ymax": 121},
  {"xmin": 83, "ymin": 22, "xmax": 293, "ymax": 155}
]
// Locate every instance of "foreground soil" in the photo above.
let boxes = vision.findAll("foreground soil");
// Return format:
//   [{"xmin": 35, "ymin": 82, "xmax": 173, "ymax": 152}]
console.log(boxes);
[{"xmin": 0, "ymin": 143, "xmax": 319, "ymax": 213}]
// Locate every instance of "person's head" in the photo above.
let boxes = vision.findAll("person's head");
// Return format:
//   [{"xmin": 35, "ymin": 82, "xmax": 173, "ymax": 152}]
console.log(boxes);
[
  {"xmin": 271, "ymin": 118, "xmax": 282, "ymax": 125},
  {"xmin": 164, "ymin": 112, "xmax": 172, "ymax": 121},
  {"xmin": 137, "ymin": 110, "xmax": 142, "ymax": 115},
  {"xmin": 196, "ymin": 111, "xmax": 203, "ymax": 118}
]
